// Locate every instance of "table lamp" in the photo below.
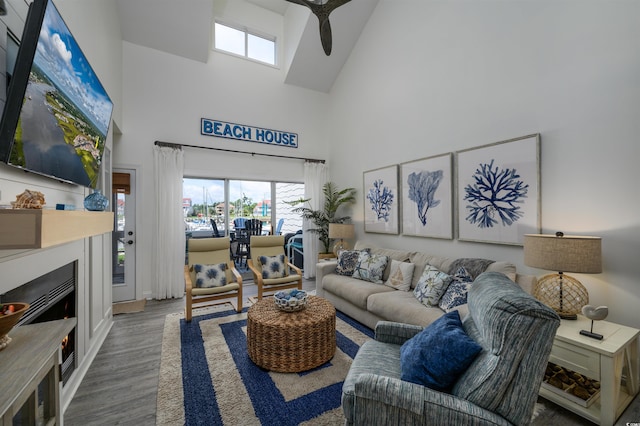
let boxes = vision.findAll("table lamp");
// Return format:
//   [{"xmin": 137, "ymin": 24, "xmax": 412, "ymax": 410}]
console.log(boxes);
[
  {"xmin": 329, "ymin": 223, "xmax": 355, "ymax": 257},
  {"xmin": 523, "ymin": 232, "xmax": 602, "ymax": 320}
]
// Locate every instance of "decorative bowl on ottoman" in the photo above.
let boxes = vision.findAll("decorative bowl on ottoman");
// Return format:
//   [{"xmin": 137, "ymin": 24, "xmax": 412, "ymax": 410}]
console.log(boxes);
[
  {"xmin": 274, "ymin": 289, "xmax": 307, "ymax": 312},
  {"xmin": 0, "ymin": 302, "xmax": 29, "ymax": 350}
]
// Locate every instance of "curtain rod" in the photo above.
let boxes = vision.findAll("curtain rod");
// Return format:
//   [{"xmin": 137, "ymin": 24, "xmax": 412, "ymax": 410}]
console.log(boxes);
[{"xmin": 154, "ymin": 140, "xmax": 325, "ymax": 163}]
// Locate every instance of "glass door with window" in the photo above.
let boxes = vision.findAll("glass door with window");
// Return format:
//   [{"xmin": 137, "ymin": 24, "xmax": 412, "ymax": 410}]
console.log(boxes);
[{"xmin": 112, "ymin": 169, "xmax": 136, "ymax": 302}]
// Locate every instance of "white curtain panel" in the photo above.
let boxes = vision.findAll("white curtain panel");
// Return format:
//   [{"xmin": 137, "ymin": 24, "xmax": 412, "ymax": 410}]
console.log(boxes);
[
  {"xmin": 153, "ymin": 145, "xmax": 185, "ymax": 299},
  {"xmin": 302, "ymin": 161, "xmax": 327, "ymax": 278}
]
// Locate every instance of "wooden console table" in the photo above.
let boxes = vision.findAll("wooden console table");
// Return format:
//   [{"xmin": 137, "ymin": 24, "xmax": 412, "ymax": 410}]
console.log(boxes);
[
  {"xmin": 0, "ymin": 318, "xmax": 76, "ymax": 425},
  {"xmin": 539, "ymin": 315, "xmax": 639, "ymax": 426}
]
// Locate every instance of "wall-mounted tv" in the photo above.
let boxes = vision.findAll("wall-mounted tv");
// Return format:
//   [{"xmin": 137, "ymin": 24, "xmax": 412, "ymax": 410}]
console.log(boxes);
[{"xmin": 0, "ymin": 0, "xmax": 113, "ymax": 189}]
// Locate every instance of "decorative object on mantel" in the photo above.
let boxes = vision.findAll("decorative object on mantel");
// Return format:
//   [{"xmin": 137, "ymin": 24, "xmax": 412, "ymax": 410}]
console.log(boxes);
[
  {"xmin": 580, "ymin": 305, "xmax": 609, "ymax": 340},
  {"xmin": 10, "ymin": 189, "xmax": 45, "ymax": 209},
  {"xmin": 328, "ymin": 223, "xmax": 354, "ymax": 256},
  {"xmin": 285, "ymin": 0, "xmax": 352, "ymax": 55},
  {"xmin": 0, "ymin": 302, "xmax": 29, "ymax": 351},
  {"xmin": 84, "ymin": 189, "xmax": 109, "ymax": 211},
  {"xmin": 524, "ymin": 232, "xmax": 602, "ymax": 320}
]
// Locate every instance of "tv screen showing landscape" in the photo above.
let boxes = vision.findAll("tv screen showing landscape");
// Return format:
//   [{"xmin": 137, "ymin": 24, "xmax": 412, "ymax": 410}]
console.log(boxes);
[{"xmin": 2, "ymin": 0, "xmax": 113, "ymax": 189}]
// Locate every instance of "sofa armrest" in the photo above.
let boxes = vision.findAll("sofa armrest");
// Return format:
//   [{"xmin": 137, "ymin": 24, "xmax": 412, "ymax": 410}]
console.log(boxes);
[
  {"xmin": 315, "ymin": 260, "xmax": 337, "ymax": 297},
  {"xmin": 350, "ymin": 374, "xmax": 511, "ymax": 426},
  {"xmin": 374, "ymin": 321, "xmax": 423, "ymax": 345}
]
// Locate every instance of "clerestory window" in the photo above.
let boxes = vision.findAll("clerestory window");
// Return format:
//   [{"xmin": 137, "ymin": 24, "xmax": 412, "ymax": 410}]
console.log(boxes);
[{"xmin": 214, "ymin": 21, "xmax": 276, "ymax": 66}]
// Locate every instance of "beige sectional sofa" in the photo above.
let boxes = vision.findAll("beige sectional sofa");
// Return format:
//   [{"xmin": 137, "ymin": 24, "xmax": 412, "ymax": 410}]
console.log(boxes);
[{"xmin": 316, "ymin": 241, "xmax": 536, "ymax": 329}]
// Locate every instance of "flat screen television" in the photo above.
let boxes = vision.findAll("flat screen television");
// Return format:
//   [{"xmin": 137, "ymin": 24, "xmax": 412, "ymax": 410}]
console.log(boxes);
[{"xmin": 0, "ymin": 0, "xmax": 113, "ymax": 189}]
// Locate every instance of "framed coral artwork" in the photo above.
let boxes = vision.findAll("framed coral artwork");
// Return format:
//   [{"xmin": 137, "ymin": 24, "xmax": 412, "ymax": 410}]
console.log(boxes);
[
  {"xmin": 364, "ymin": 165, "xmax": 399, "ymax": 234},
  {"xmin": 400, "ymin": 153, "xmax": 453, "ymax": 239},
  {"xmin": 456, "ymin": 134, "xmax": 540, "ymax": 245}
]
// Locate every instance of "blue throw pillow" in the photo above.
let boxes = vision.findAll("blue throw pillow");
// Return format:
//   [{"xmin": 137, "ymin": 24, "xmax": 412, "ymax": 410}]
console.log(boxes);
[{"xmin": 400, "ymin": 310, "xmax": 482, "ymax": 392}]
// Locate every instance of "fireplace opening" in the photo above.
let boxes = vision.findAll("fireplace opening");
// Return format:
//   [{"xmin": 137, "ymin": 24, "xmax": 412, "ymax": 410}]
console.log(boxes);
[{"xmin": 0, "ymin": 262, "xmax": 77, "ymax": 384}]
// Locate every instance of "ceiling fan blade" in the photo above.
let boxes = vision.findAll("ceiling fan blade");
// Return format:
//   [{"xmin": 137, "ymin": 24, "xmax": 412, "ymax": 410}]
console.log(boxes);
[{"xmin": 319, "ymin": 18, "xmax": 332, "ymax": 55}]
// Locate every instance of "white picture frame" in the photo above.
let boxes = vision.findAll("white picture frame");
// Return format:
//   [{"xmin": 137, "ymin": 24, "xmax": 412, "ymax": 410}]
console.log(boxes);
[
  {"xmin": 364, "ymin": 165, "xmax": 399, "ymax": 234},
  {"xmin": 401, "ymin": 153, "xmax": 453, "ymax": 239},
  {"xmin": 456, "ymin": 134, "xmax": 541, "ymax": 245}
]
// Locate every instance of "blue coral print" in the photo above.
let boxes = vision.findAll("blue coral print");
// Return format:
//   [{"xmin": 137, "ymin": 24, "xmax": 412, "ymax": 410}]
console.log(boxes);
[
  {"xmin": 407, "ymin": 170, "xmax": 443, "ymax": 226},
  {"xmin": 463, "ymin": 159, "xmax": 528, "ymax": 228},
  {"xmin": 367, "ymin": 179, "xmax": 394, "ymax": 222}
]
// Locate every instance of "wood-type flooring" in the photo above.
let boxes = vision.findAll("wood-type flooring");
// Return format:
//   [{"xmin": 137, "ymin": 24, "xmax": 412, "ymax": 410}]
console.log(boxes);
[{"xmin": 64, "ymin": 278, "xmax": 640, "ymax": 425}]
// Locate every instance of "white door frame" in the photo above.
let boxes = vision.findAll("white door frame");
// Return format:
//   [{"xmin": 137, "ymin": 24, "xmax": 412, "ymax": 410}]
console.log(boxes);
[{"xmin": 112, "ymin": 167, "xmax": 138, "ymax": 302}]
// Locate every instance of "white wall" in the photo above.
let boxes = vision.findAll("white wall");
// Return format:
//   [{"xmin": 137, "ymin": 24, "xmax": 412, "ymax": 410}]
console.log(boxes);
[
  {"xmin": 118, "ymin": 37, "xmax": 331, "ymax": 298},
  {"xmin": 327, "ymin": 0, "xmax": 640, "ymax": 328},
  {"xmin": 0, "ymin": 0, "xmax": 122, "ymax": 410}
]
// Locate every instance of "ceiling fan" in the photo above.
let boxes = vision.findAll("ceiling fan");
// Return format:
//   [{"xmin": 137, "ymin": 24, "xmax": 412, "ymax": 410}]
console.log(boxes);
[{"xmin": 285, "ymin": 0, "xmax": 352, "ymax": 56}]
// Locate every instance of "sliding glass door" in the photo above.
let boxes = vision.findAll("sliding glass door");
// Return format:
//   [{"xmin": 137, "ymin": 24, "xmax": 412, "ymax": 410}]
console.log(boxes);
[{"xmin": 182, "ymin": 178, "xmax": 304, "ymax": 237}]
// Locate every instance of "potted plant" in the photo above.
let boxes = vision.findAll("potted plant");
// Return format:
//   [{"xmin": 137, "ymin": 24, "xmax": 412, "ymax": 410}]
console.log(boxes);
[{"xmin": 288, "ymin": 182, "xmax": 357, "ymax": 257}]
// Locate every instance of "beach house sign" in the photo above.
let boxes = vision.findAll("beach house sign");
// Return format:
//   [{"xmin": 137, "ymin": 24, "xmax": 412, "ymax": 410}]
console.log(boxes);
[{"xmin": 201, "ymin": 118, "xmax": 298, "ymax": 148}]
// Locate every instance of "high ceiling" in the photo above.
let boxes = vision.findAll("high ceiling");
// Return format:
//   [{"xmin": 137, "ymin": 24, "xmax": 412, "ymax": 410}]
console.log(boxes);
[{"xmin": 115, "ymin": 0, "xmax": 378, "ymax": 92}]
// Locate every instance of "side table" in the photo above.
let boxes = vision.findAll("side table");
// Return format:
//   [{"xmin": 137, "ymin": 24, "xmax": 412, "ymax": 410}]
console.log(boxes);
[{"xmin": 539, "ymin": 315, "xmax": 639, "ymax": 426}]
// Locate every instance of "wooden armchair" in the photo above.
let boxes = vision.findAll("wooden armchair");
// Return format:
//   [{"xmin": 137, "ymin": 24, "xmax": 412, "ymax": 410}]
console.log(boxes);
[
  {"xmin": 185, "ymin": 238, "xmax": 242, "ymax": 321},
  {"xmin": 247, "ymin": 235, "xmax": 302, "ymax": 299}
]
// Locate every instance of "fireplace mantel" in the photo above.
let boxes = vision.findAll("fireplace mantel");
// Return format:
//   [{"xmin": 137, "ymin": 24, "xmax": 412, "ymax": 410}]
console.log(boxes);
[{"xmin": 0, "ymin": 210, "xmax": 113, "ymax": 249}]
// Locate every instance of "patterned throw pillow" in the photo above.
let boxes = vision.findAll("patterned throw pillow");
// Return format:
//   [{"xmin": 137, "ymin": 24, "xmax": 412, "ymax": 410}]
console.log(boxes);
[
  {"xmin": 194, "ymin": 263, "xmax": 227, "ymax": 288},
  {"xmin": 352, "ymin": 251, "xmax": 389, "ymax": 284},
  {"xmin": 413, "ymin": 265, "xmax": 453, "ymax": 307},
  {"xmin": 336, "ymin": 249, "xmax": 370, "ymax": 276},
  {"xmin": 384, "ymin": 260, "xmax": 415, "ymax": 291},
  {"xmin": 439, "ymin": 267, "xmax": 474, "ymax": 312},
  {"xmin": 258, "ymin": 254, "xmax": 288, "ymax": 279}
]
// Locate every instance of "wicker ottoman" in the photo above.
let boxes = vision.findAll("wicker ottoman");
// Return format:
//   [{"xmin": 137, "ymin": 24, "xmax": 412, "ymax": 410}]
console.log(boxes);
[{"xmin": 247, "ymin": 295, "xmax": 336, "ymax": 372}]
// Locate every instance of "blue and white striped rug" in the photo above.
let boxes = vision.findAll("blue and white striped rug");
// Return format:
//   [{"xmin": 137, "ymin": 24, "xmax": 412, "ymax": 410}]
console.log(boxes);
[{"xmin": 156, "ymin": 305, "xmax": 373, "ymax": 425}]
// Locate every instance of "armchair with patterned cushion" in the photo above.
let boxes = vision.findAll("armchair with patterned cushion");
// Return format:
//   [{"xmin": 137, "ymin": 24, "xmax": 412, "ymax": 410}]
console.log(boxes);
[
  {"xmin": 247, "ymin": 235, "xmax": 302, "ymax": 299},
  {"xmin": 342, "ymin": 271, "xmax": 560, "ymax": 425},
  {"xmin": 185, "ymin": 237, "xmax": 242, "ymax": 321}
]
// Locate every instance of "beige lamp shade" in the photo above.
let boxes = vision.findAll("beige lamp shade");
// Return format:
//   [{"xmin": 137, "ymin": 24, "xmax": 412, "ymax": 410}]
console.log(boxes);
[
  {"xmin": 329, "ymin": 223, "xmax": 355, "ymax": 256},
  {"xmin": 523, "ymin": 233, "xmax": 602, "ymax": 319},
  {"xmin": 329, "ymin": 223, "xmax": 355, "ymax": 240},
  {"xmin": 523, "ymin": 234, "xmax": 602, "ymax": 274}
]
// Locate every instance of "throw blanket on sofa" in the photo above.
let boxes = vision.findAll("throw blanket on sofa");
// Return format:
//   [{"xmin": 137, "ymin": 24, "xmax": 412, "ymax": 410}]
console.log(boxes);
[{"xmin": 447, "ymin": 258, "xmax": 495, "ymax": 279}]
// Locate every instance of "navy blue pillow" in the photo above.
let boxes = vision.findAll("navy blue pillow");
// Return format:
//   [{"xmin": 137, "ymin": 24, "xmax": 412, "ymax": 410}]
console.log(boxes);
[{"xmin": 399, "ymin": 310, "xmax": 482, "ymax": 392}]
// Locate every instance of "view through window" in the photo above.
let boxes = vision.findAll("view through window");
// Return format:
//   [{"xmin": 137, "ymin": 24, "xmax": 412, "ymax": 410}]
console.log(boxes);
[{"xmin": 183, "ymin": 178, "xmax": 304, "ymax": 237}]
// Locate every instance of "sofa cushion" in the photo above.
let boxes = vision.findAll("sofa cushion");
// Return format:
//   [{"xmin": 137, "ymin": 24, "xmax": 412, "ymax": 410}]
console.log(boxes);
[
  {"xmin": 400, "ymin": 310, "xmax": 482, "ymax": 392},
  {"xmin": 352, "ymin": 252, "xmax": 389, "ymax": 284},
  {"xmin": 439, "ymin": 267, "xmax": 474, "ymax": 312},
  {"xmin": 323, "ymin": 274, "xmax": 393, "ymax": 310},
  {"xmin": 413, "ymin": 265, "xmax": 452, "ymax": 307},
  {"xmin": 384, "ymin": 260, "xmax": 415, "ymax": 291},
  {"xmin": 408, "ymin": 252, "xmax": 454, "ymax": 289},
  {"xmin": 485, "ymin": 261, "xmax": 517, "ymax": 282},
  {"xmin": 368, "ymin": 291, "xmax": 445, "ymax": 327},
  {"xmin": 354, "ymin": 241, "xmax": 411, "ymax": 281}
]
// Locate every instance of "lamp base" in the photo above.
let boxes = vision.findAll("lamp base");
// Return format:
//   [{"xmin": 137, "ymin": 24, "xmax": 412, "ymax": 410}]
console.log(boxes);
[
  {"xmin": 580, "ymin": 330, "xmax": 604, "ymax": 340},
  {"xmin": 332, "ymin": 239, "xmax": 351, "ymax": 257},
  {"xmin": 533, "ymin": 273, "xmax": 589, "ymax": 320}
]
